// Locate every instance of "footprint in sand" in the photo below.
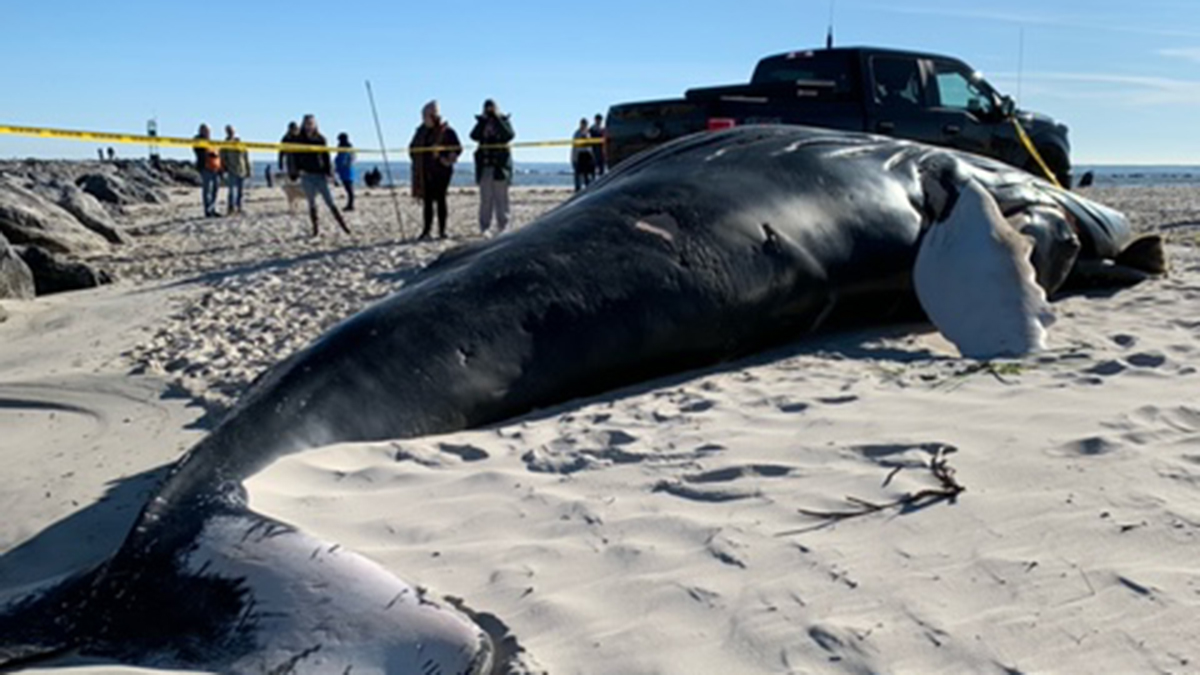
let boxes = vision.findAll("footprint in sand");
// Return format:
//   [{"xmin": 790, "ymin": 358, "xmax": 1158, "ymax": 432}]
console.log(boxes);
[
  {"xmin": 652, "ymin": 463, "xmax": 796, "ymax": 503},
  {"xmin": 1052, "ymin": 435, "xmax": 1124, "ymax": 457},
  {"xmin": 1084, "ymin": 360, "xmax": 1127, "ymax": 376},
  {"xmin": 678, "ymin": 397, "xmax": 716, "ymax": 413},
  {"xmin": 437, "ymin": 442, "xmax": 489, "ymax": 462},
  {"xmin": 1054, "ymin": 405, "xmax": 1200, "ymax": 460},
  {"xmin": 1110, "ymin": 333, "xmax": 1137, "ymax": 348},
  {"xmin": 1126, "ymin": 351, "xmax": 1167, "ymax": 368},
  {"xmin": 776, "ymin": 400, "xmax": 810, "ymax": 414},
  {"xmin": 683, "ymin": 464, "xmax": 794, "ymax": 483}
]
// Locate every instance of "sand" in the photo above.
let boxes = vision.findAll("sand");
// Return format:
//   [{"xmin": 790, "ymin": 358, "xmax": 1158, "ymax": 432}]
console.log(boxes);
[{"xmin": 2, "ymin": 183, "xmax": 1198, "ymax": 673}]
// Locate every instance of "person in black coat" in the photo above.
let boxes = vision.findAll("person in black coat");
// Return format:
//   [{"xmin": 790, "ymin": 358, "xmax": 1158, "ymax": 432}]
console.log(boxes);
[{"xmin": 293, "ymin": 114, "xmax": 351, "ymax": 237}]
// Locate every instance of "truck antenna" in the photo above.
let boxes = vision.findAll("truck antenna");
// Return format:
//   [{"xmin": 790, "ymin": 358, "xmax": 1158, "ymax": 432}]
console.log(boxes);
[
  {"xmin": 826, "ymin": 0, "xmax": 836, "ymax": 48},
  {"xmin": 1016, "ymin": 26, "xmax": 1025, "ymax": 105}
]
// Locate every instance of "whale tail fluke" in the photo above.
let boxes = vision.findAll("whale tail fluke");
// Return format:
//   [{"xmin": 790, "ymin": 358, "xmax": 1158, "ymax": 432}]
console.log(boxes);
[
  {"xmin": 4, "ymin": 507, "xmax": 496, "ymax": 674},
  {"xmin": 0, "ymin": 565, "xmax": 104, "ymax": 670}
]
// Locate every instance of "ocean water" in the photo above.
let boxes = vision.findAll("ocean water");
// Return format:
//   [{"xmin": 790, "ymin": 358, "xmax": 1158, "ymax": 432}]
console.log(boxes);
[
  {"xmin": 1075, "ymin": 165, "xmax": 1200, "ymax": 188},
  {"xmin": 248, "ymin": 160, "xmax": 1200, "ymax": 190}
]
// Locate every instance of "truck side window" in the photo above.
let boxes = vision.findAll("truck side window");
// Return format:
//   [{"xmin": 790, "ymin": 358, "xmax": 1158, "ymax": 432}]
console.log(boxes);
[
  {"xmin": 751, "ymin": 52, "xmax": 860, "ymax": 100},
  {"xmin": 871, "ymin": 56, "xmax": 923, "ymax": 107},
  {"xmin": 932, "ymin": 62, "xmax": 994, "ymax": 115}
]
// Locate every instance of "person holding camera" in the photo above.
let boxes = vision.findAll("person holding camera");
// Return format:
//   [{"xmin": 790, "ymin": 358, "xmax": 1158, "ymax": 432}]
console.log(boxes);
[{"xmin": 469, "ymin": 98, "xmax": 515, "ymax": 235}]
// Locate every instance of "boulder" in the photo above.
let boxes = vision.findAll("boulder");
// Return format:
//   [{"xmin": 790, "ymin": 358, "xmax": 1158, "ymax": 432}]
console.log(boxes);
[
  {"xmin": 0, "ymin": 233, "xmax": 35, "ymax": 300},
  {"xmin": 0, "ymin": 177, "xmax": 111, "ymax": 254},
  {"xmin": 76, "ymin": 172, "xmax": 168, "ymax": 206},
  {"xmin": 157, "ymin": 160, "xmax": 202, "ymax": 187},
  {"xmin": 75, "ymin": 172, "xmax": 127, "ymax": 204},
  {"xmin": 14, "ymin": 245, "xmax": 112, "ymax": 295},
  {"xmin": 56, "ymin": 184, "xmax": 127, "ymax": 244}
]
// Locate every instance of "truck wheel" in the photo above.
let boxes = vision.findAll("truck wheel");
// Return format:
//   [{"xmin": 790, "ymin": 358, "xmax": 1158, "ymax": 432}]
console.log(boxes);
[{"xmin": 1028, "ymin": 146, "xmax": 1072, "ymax": 189}]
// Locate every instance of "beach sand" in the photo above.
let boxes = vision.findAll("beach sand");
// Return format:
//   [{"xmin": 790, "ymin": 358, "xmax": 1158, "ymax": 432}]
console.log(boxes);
[{"xmin": 2, "ymin": 183, "xmax": 1198, "ymax": 673}]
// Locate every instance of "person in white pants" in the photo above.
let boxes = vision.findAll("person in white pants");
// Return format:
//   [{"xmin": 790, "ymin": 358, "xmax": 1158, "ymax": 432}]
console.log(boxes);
[{"xmin": 469, "ymin": 99, "xmax": 515, "ymax": 235}]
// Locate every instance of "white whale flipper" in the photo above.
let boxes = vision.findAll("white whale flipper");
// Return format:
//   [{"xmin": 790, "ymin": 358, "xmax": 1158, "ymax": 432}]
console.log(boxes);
[{"xmin": 914, "ymin": 176, "xmax": 1054, "ymax": 359}]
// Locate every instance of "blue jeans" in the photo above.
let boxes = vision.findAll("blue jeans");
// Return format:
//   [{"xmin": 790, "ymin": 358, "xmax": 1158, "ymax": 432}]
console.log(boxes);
[
  {"xmin": 200, "ymin": 170, "xmax": 219, "ymax": 215},
  {"xmin": 227, "ymin": 174, "xmax": 245, "ymax": 213}
]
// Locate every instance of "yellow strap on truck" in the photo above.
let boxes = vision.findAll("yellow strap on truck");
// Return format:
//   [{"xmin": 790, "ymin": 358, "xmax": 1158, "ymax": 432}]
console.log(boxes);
[{"xmin": 1008, "ymin": 117, "xmax": 1062, "ymax": 188}]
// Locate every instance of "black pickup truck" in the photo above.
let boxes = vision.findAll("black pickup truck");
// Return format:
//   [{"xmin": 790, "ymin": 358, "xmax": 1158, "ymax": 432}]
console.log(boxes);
[{"xmin": 606, "ymin": 46, "xmax": 1072, "ymax": 186}]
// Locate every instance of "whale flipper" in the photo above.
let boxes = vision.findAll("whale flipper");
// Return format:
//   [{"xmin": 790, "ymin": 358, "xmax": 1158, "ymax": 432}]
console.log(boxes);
[{"xmin": 914, "ymin": 169, "xmax": 1054, "ymax": 359}]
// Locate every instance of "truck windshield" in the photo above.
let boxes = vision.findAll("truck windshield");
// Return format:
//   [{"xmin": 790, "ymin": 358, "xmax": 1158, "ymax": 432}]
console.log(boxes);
[
  {"xmin": 751, "ymin": 51, "xmax": 858, "ymax": 95},
  {"xmin": 931, "ymin": 61, "xmax": 997, "ymax": 116}
]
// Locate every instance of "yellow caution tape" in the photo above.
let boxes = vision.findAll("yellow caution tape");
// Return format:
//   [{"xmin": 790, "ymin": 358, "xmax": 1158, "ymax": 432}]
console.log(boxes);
[
  {"xmin": 1008, "ymin": 117, "xmax": 1062, "ymax": 188},
  {"xmin": 0, "ymin": 123, "xmax": 603, "ymax": 156}
]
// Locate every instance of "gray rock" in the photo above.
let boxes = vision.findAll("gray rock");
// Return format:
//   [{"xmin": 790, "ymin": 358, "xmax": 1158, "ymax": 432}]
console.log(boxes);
[
  {"xmin": 75, "ymin": 172, "xmax": 127, "ymax": 204},
  {"xmin": 0, "ymin": 177, "xmax": 110, "ymax": 254},
  {"xmin": 75, "ymin": 172, "xmax": 168, "ymax": 206},
  {"xmin": 56, "ymin": 184, "xmax": 127, "ymax": 244},
  {"xmin": 0, "ymin": 233, "xmax": 35, "ymax": 300},
  {"xmin": 14, "ymin": 245, "xmax": 112, "ymax": 295},
  {"xmin": 156, "ymin": 160, "xmax": 202, "ymax": 187}
]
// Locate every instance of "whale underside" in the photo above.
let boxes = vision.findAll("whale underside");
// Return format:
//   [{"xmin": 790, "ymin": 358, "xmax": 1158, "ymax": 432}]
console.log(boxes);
[{"xmin": 0, "ymin": 126, "xmax": 1164, "ymax": 673}]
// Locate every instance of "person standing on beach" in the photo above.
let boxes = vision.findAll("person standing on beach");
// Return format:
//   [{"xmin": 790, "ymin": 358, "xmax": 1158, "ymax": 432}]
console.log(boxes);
[
  {"xmin": 193, "ymin": 123, "xmax": 220, "ymax": 218},
  {"xmin": 572, "ymin": 118, "xmax": 595, "ymax": 192},
  {"xmin": 335, "ymin": 132, "xmax": 356, "ymax": 212},
  {"xmin": 469, "ymin": 98, "xmax": 515, "ymax": 235},
  {"xmin": 293, "ymin": 114, "xmax": 351, "ymax": 237},
  {"xmin": 589, "ymin": 113, "xmax": 607, "ymax": 176},
  {"xmin": 219, "ymin": 125, "xmax": 252, "ymax": 215},
  {"xmin": 278, "ymin": 121, "xmax": 300, "ymax": 181},
  {"xmin": 409, "ymin": 100, "xmax": 461, "ymax": 240}
]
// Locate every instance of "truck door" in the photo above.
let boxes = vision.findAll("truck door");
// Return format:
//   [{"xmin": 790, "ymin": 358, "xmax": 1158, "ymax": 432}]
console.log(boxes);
[
  {"xmin": 868, "ymin": 54, "xmax": 940, "ymax": 143},
  {"xmin": 925, "ymin": 59, "xmax": 997, "ymax": 157}
]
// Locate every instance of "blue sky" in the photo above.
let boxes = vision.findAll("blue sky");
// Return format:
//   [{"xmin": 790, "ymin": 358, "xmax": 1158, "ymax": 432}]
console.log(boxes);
[{"xmin": 1, "ymin": 0, "xmax": 1197, "ymax": 164}]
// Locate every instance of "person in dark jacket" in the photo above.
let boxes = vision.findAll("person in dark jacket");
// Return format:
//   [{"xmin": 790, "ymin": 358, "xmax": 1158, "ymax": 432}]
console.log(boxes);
[
  {"xmin": 469, "ymin": 98, "xmax": 515, "ymax": 235},
  {"xmin": 589, "ymin": 113, "xmax": 607, "ymax": 176},
  {"xmin": 572, "ymin": 118, "xmax": 595, "ymax": 192},
  {"xmin": 409, "ymin": 100, "xmax": 461, "ymax": 240},
  {"xmin": 278, "ymin": 121, "xmax": 300, "ymax": 181},
  {"xmin": 293, "ymin": 114, "xmax": 351, "ymax": 237},
  {"xmin": 219, "ymin": 124, "xmax": 251, "ymax": 215},
  {"xmin": 335, "ymin": 132, "xmax": 356, "ymax": 211},
  {"xmin": 193, "ymin": 123, "xmax": 220, "ymax": 218}
]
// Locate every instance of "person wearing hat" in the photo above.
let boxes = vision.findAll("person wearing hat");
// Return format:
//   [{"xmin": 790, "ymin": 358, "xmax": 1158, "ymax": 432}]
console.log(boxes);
[
  {"xmin": 469, "ymin": 98, "xmax": 515, "ymax": 235},
  {"xmin": 335, "ymin": 132, "xmax": 356, "ymax": 211}
]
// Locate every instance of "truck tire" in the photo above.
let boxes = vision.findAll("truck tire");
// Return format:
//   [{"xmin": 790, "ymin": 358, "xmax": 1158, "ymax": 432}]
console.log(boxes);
[{"xmin": 1028, "ymin": 146, "xmax": 1072, "ymax": 189}]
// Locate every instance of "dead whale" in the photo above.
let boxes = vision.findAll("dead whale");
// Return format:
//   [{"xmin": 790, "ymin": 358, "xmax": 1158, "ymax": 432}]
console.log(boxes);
[{"xmin": 0, "ymin": 125, "xmax": 1164, "ymax": 673}]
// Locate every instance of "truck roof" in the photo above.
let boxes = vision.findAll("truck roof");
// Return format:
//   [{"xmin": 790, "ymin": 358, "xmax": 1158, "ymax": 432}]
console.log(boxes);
[{"xmin": 756, "ymin": 46, "xmax": 969, "ymax": 66}]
